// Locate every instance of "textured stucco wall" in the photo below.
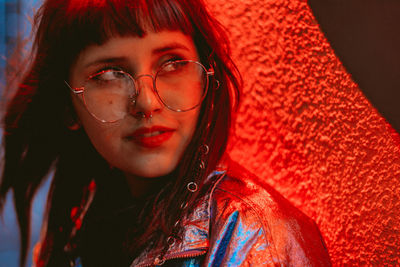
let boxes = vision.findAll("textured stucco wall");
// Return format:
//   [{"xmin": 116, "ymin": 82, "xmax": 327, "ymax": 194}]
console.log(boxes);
[{"xmin": 206, "ymin": 0, "xmax": 400, "ymax": 265}]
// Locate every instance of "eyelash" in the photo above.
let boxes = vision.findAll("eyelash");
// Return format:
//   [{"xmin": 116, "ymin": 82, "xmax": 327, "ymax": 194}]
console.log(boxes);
[
  {"xmin": 90, "ymin": 54, "xmax": 187, "ymax": 77},
  {"xmin": 94, "ymin": 66, "xmax": 123, "ymax": 74},
  {"xmin": 160, "ymin": 55, "xmax": 185, "ymax": 67}
]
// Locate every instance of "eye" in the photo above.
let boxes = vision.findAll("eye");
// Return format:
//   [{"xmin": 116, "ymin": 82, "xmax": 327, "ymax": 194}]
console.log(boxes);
[
  {"xmin": 158, "ymin": 60, "xmax": 189, "ymax": 75},
  {"xmin": 90, "ymin": 69, "xmax": 127, "ymax": 82},
  {"xmin": 158, "ymin": 54, "xmax": 184, "ymax": 67}
]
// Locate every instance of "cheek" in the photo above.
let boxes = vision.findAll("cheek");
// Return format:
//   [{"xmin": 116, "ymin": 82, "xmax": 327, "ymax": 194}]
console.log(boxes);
[
  {"xmin": 80, "ymin": 120, "xmax": 122, "ymax": 168},
  {"xmin": 180, "ymin": 110, "xmax": 200, "ymax": 144},
  {"xmin": 86, "ymin": 127, "xmax": 115, "ymax": 146},
  {"xmin": 72, "ymin": 97, "xmax": 119, "ymax": 153}
]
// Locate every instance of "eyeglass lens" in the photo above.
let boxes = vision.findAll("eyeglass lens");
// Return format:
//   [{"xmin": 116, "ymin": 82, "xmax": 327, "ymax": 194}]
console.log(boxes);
[{"xmin": 82, "ymin": 61, "xmax": 208, "ymax": 122}]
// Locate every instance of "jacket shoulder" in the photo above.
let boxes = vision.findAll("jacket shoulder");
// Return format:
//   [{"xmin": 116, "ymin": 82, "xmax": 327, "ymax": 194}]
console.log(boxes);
[
  {"xmin": 207, "ymin": 161, "xmax": 331, "ymax": 266},
  {"xmin": 217, "ymin": 161, "xmax": 314, "ymax": 226}
]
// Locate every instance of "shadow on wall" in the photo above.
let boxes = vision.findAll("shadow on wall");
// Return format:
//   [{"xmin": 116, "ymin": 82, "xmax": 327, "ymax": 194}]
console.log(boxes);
[{"xmin": 308, "ymin": 0, "xmax": 400, "ymax": 134}]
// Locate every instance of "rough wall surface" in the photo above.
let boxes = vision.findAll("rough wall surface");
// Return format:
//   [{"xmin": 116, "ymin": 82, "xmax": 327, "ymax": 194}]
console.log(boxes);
[{"xmin": 206, "ymin": 0, "xmax": 400, "ymax": 265}]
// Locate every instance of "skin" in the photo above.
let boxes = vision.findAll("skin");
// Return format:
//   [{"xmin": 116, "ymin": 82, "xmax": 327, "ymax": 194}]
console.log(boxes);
[{"xmin": 69, "ymin": 31, "xmax": 201, "ymax": 197}]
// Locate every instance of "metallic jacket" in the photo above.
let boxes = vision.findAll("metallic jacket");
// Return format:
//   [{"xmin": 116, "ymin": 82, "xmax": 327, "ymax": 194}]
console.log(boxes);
[
  {"xmin": 34, "ymin": 162, "xmax": 331, "ymax": 267},
  {"xmin": 130, "ymin": 162, "xmax": 331, "ymax": 267}
]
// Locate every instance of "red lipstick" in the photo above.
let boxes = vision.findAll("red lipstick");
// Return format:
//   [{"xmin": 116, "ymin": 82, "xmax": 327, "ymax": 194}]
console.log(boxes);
[{"xmin": 127, "ymin": 126, "xmax": 174, "ymax": 148}]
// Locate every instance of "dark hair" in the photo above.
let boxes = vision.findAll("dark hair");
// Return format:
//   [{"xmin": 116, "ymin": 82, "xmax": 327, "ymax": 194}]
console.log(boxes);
[{"xmin": 0, "ymin": 0, "xmax": 241, "ymax": 266}]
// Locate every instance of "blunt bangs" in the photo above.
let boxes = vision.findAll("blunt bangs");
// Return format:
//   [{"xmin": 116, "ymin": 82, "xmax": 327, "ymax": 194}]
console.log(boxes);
[{"xmin": 63, "ymin": 0, "xmax": 194, "ymax": 47}]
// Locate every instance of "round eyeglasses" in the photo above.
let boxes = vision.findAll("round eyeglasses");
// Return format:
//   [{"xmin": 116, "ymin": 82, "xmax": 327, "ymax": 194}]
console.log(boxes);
[{"xmin": 65, "ymin": 60, "xmax": 215, "ymax": 123}]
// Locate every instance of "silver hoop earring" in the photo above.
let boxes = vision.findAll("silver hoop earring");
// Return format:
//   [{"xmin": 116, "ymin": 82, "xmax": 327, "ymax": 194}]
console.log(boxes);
[{"xmin": 187, "ymin": 182, "xmax": 198, "ymax": 193}]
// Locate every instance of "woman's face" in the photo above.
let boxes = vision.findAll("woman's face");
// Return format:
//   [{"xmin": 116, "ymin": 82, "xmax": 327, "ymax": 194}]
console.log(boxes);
[{"xmin": 69, "ymin": 31, "xmax": 200, "ymax": 182}]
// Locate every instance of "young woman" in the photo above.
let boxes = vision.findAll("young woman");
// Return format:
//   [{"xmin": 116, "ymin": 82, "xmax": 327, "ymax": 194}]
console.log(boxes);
[{"xmin": 0, "ymin": 0, "xmax": 331, "ymax": 266}]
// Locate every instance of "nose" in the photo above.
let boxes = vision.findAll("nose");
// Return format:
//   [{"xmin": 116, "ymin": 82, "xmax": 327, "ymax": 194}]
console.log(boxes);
[{"xmin": 130, "ymin": 74, "xmax": 162, "ymax": 119}]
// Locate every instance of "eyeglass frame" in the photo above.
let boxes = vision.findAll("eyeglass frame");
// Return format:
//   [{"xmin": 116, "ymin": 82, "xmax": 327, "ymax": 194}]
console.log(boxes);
[{"xmin": 64, "ymin": 60, "xmax": 217, "ymax": 123}]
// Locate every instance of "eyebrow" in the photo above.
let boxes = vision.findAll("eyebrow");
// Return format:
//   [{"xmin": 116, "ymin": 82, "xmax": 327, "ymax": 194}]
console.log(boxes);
[
  {"xmin": 83, "ymin": 42, "xmax": 190, "ymax": 69},
  {"xmin": 152, "ymin": 42, "xmax": 190, "ymax": 55},
  {"xmin": 83, "ymin": 57, "xmax": 128, "ymax": 69}
]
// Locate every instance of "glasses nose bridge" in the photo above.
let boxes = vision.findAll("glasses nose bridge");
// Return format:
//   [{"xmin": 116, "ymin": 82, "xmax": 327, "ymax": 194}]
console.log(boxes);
[
  {"xmin": 134, "ymin": 74, "xmax": 156, "ymax": 94},
  {"xmin": 131, "ymin": 73, "xmax": 163, "ymax": 111}
]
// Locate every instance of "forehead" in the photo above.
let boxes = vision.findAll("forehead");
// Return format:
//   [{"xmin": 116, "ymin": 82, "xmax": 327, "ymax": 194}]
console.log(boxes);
[{"xmin": 71, "ymin": 31, "xmax": 199, "ymax": 76}]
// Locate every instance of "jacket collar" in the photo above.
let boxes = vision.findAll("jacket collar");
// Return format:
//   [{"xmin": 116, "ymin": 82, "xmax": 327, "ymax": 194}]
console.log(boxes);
[{"xmin": 130, "ymin": 170, "xmax": 226, "ymax": 267}]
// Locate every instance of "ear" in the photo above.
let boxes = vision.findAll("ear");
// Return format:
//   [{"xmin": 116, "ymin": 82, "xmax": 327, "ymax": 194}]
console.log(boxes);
[{"xmin": 64, "ymin": 105, "xmax": 81, "ymax": 131}]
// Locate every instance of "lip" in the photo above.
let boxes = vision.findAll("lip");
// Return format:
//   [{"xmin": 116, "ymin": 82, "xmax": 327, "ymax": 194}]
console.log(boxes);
[{"xmin": 126, "ymin": 126, "xmax": 175, "ymax": 148}]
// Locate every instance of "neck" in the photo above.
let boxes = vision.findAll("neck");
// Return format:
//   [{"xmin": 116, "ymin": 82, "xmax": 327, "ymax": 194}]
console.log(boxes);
[{"xmin": 124, "ymin": 173, "xmax": 169, "ymax": 198}]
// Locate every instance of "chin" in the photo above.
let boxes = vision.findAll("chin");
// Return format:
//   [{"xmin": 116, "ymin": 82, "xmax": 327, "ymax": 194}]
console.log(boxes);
[{"xmin": 124, "ymin": 163, "xmax": 177, "ymax": 179}]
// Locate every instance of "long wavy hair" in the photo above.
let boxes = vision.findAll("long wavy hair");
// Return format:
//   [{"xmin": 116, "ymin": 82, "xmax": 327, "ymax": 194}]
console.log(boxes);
[{"xmin": 0, "ymin": 0, "xmax": 241, "ymax": 266}]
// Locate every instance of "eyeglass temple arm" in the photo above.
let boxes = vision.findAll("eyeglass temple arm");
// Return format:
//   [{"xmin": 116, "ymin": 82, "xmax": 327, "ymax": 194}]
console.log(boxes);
[
  {"xmin": 64, "ymin": 80, "xmax": 84, "ymax": 94},
  {"xmin": 206, "ymin": 69, "xmax": 220, "ymax": 90}
]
